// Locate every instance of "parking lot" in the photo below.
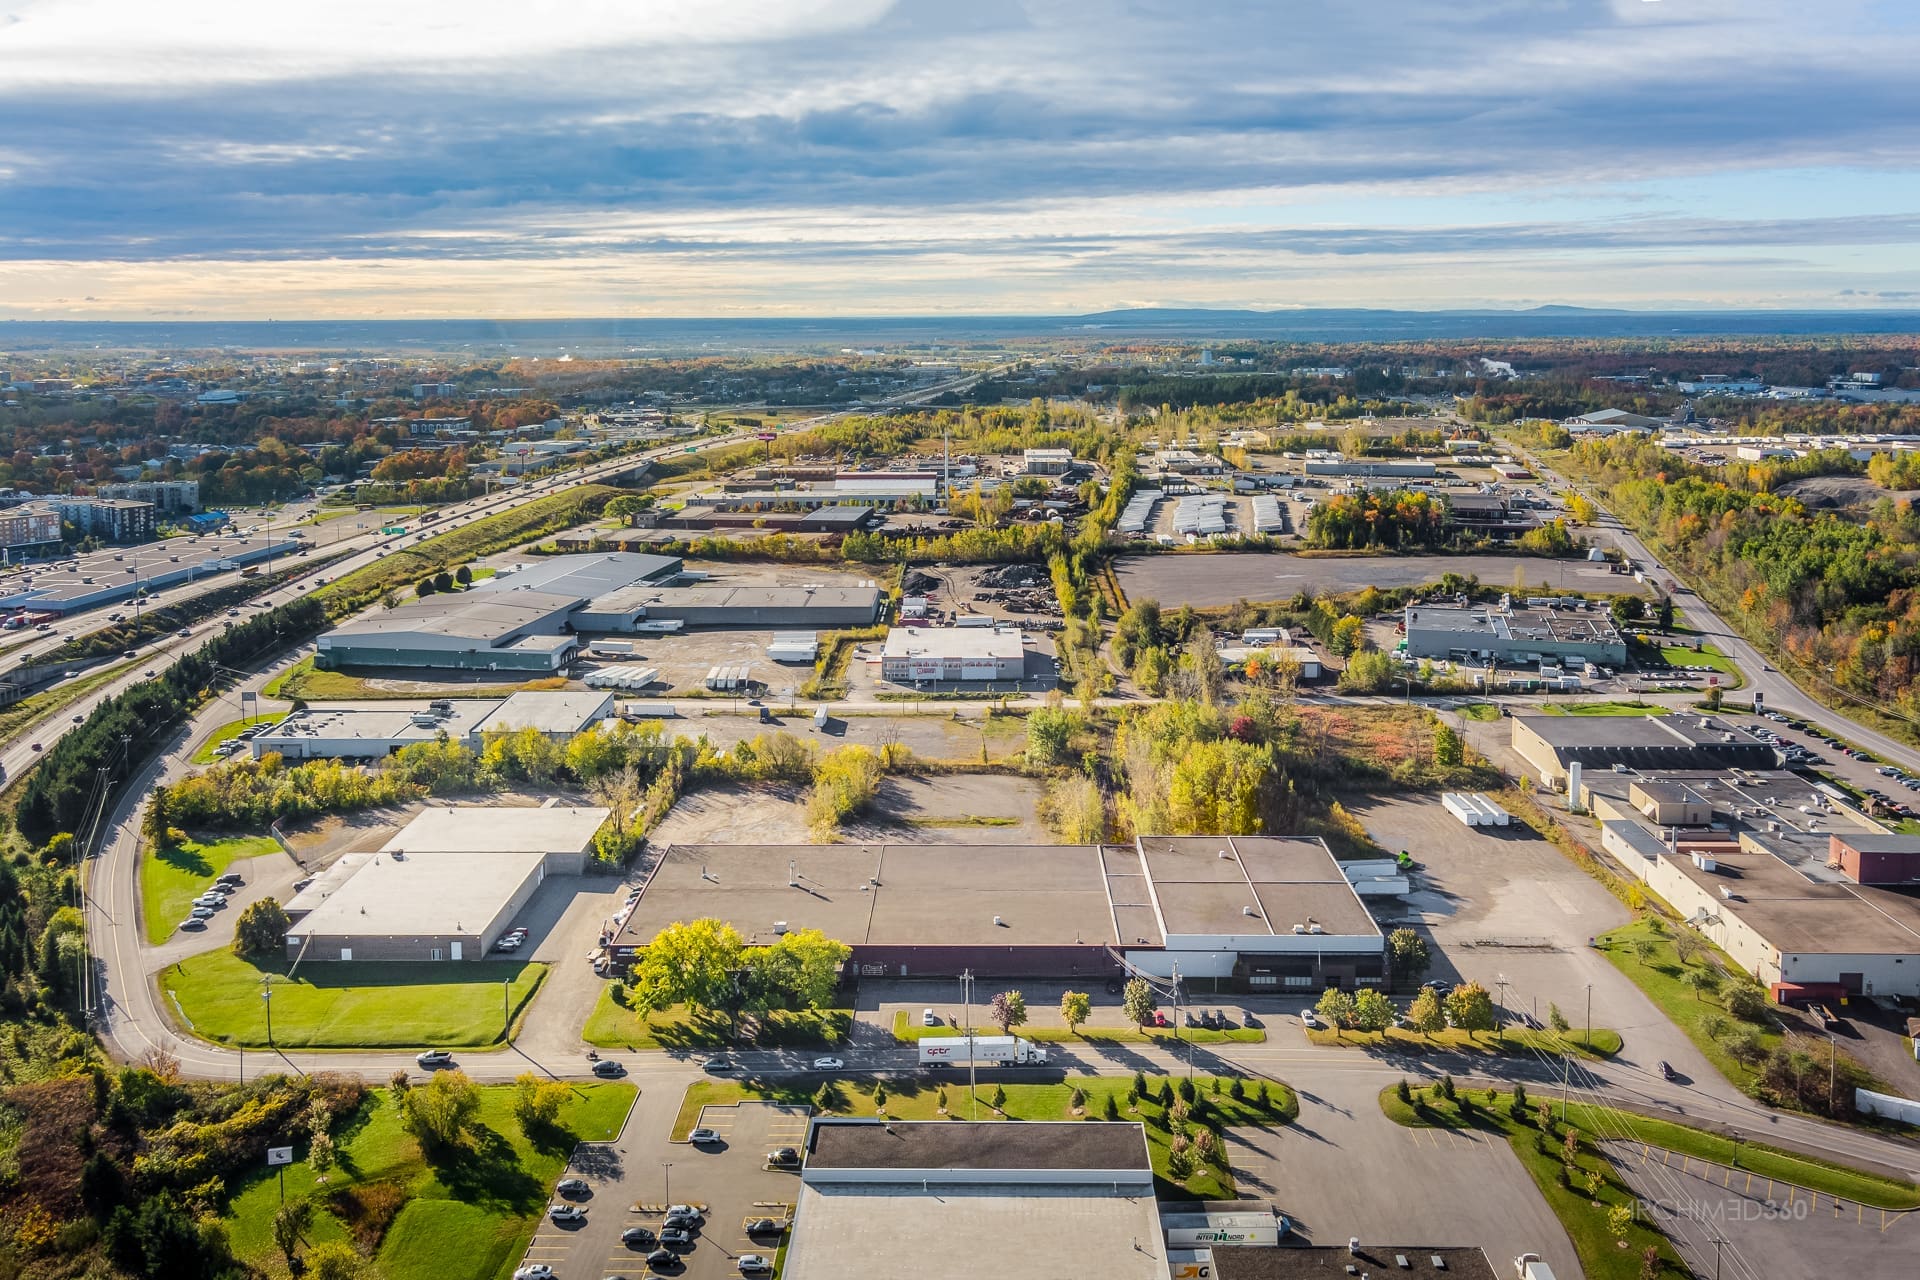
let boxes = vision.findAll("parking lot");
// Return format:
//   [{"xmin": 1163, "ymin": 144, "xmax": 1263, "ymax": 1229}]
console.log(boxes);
[{"xmin": 517, "ymin": 1100, "xmax": 806, "ymax": 1280}]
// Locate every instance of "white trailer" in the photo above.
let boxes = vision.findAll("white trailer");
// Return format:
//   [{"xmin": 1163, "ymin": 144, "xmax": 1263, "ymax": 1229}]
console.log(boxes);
[
  {"xmin": 588, "ymin": 640, "xmax": 635, "ymax": 658},
  {"xmin": 918, "ymin": 1035, "xmax": 1050, "ymax": 1067},
  {"xmin": 1514, "ymin": 1253, "xmax": 1557, "ymax": 1280},
  {"xmin": 1471, "ymin": 793, "xmax": 1511, "ymax": 826},
  {"xmin": 1442, "ymin": 792, "xmax": 1485, "ymax": 827}
]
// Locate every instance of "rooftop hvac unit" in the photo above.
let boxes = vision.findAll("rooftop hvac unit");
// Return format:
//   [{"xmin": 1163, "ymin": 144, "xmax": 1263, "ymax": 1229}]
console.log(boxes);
[
  {"xmin": 772, "ymin": 921, "xmax": 789, "ymax": 934},
  {"xmin": 992, "ymin": 915, "xmax": 1005, "ymax": 927},
  {"xmin": 1292, "ymin": 924, "xmax": 1307, "ymax": 935},
  {"xmin": 1243, "ymin": 905, "xmax": 1259, "ymax": 917},
  {"xmin": 1217, "ymin": 849, "xmax": 1232, "ymax": 859},
  {"xmin": 1308, "ymin": 923, "xmax": 1325, "ymax": 934}
]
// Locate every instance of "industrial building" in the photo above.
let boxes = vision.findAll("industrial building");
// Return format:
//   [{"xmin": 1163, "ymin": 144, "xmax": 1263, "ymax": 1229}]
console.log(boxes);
[
  {"xmin": 783, "ymin": 1121, "xmax": 1165, "ymax": 1280},
  {"xmin": 1022, "ymin": 447, "xmax": 1075, "ymax": 475},
  {"xmin": 315, "ymin": 591, "xmax": 582, "ymax": 672},
  {"xmin": 1402, "ymin": 602, "xmax": 1628, "ymax": 667},
  {"xmin": 1303, "ymin": 459, "xmax": 1438, "ymax": 478},
  {"xmin": 576, "ymin": 582, "xmax": 882, "ymax": 631},
  {"xmin": 473, "ymin": 552, "xmax": 683, "ymax": 600},
  {"xmin": 283, "ymin": 805, "xmax": 607, "ymax": 962},
  {"xmin": 879, "ymin": 625, "xmax": 1027, "ymax": 682},
  {"xmin": 655, "ymin": 505, "xmax": 879, "ymax": 534},
  {"xmin": 252, "ymin": 691, "xmax": 615, "ymax": 759},
  {"xmin": 1443, "ymin": 493, "xmax": 1540, "ymax": 540},
  {"xmin": 611, "ymin": 835, "xmax": 1385, "ymax": 989},
  {"xmin": 1512, "ymin": 714, "xmax": 1779, "ymax": 789},
  {"xmin": 0, "ymin": 534, "xmax": 284, "ymax": 613}
]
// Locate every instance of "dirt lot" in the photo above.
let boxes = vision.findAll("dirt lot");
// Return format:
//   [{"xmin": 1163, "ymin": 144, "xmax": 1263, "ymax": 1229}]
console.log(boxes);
[
  {"xmin": 666, "ymin": 707, "xmax": 1028, "ymax": 764},
  {"xmin": 1115, "ymin": 550, "xmax": 1643, "ymax": 607},
  {"xmin": 1780, "ymin": 474, "xmax": 1920, "ymax": 510},
  {"xmin": 648, "ymin": 773, "xmax": 1047, "ymax": 847}
]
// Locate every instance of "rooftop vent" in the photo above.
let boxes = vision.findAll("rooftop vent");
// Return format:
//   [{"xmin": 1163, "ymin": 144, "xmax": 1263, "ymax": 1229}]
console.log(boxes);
[
  {"xmin": 1217, "ymin": 849, "xmax": 1232, "ymax": 859},
  {"xmin": 1309, "ymin": 923, "xmax": 1326, "ymax": 935},
  {"xmin": 992, "ymin": 915, "xmax": 1006, "ymax": 927},
  {"xmin": 1292, "ymin": 923, "xmax": 1307, "ymax": 935},
  {"xmin": 772, "ymin": 921, "xmax": 789, "ymax": 934},
  {"xmin": 1243, "ymin": 905, "xmax": 1259, "ymax": 917},
  {"xmin": 1397, "ymin": 1257, "xmax": 1410, "ymax": 1270}
]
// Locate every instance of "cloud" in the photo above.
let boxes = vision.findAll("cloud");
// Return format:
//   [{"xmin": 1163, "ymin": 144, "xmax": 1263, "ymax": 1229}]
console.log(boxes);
[{"xmin": 2, "ymin": 0, "xmax": 1919, "ymax": 312}]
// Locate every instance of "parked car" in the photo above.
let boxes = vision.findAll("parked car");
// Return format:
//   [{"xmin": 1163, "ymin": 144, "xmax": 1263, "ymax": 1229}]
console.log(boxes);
[
  {"xmin": 192, "ymin": 894, "xmax": 226, "ymax": 909},
  {"xmin": 921, "ymin": 1007, "xmax": 939, "ymax": 1026},
  {"xmin": 592, "ymin": 1058, "xmax": 627, "ymax": 1077},
  {"xmin": 746, "ymin": 1218, "xmax": 781, "ymax": 1236},
  {"xmin": 1151, "ymin": 1009, "xmax": 1171, "ymax": 1027},
  {"xmin": 1422, "ymin": 979, "xmax": 1452, "ymax": 992},
  {"xmin": 688, "ymin": 1127, "xmax": 721, "ymax": 1145},
  {"xmin": 1300, "ymin": 1010, "xmax": 1321, "ymax": 1030},
  {"xmin": 622, "ymin": 1226, "xmax": 657, "ymax": 1247},
  {"xmin": 766, "ymin": 1147, "xmax": 799, "ymax": 1167},
  {"xmin": 188, "ymin": 906, "xmax": 216, "ymax": 920},
  {"xmin": 415, "ymin": 1050, "xmax": 454, "ymax": 1068},
  {"xmin": 178, "ymin": 916, "xmax": 207, "ymax": 932},
  {"xmin": 1658, "ymin": 1060, "xmax": 1676, "ymax": 1081},
  {"xmin": 701, "ymin": 1057, "xmax": 735, "ymax": 1074},
  {"xmin": 738, "ymin": 1256, "xmax": 772, "ymax": 1274},
  {"xmin": 811, "ymin": 1057, "xmax": 844, "ymax": 1071},
  {"xmin": 513, "ymin": 1267, "xmax": 555, "ymax": 1280},
  {"xmin": 555, "ymin": 1177, "xmax": 590, "ymax": 1198},
  {"xmin": 645, "ymin": 1249, "xmax": 677, "ymax": 1268},
  {"xmin": 665, "ymin": 1205, "xmax": 701, "ymax": 1220},
  {"xmin": 659, "ymin": 1227, "xmax": 693, "ymax": 1247},
  {"xmin": 547, "ymin": 1203, "xmax": 586, "ymax": 1224}
]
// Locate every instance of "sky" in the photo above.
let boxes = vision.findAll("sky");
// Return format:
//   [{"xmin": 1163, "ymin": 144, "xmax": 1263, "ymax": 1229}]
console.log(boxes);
[{"xmin": 3, "ymin": 0, "xmax": 1920, "ymax": 318}]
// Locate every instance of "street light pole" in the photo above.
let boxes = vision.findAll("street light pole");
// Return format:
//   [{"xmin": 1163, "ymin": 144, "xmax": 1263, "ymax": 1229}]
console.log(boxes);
[
  {"xmin": 503, "ymin": 977, "xmax": 512, "ymax": 1045},
  {"xmin": 261, "ymin": 978, "xmax": 275, "ymax": 1047},
  {"xmin": 661, "ymin": 1161, "xmax": 673, "ymax": 1207}
]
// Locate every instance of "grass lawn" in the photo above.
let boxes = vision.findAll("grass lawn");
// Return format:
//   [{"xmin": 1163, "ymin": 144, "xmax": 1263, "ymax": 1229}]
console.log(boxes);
[
  {"xmin": 1306, "ymin": 1025, "xmax": 1622, "ymax": 1059},
  {"xmin": 160, "ymin": 950, "xmax": 548, "ymax": 1048},
  {"xmin": 191, "ymin": 716, "xmax": 280, "ymax": 764},
  {"xmin": 890, "ymin": 1009, "xmax": 1266, "ymax": 1046},
  {"xmin": 0, "ymin": 655, "xmax": 143, "ymax": 745},
  {"xmin": 1456, "ymin": 702, "xmax": 1501, "ymax": 722},
  {"xmin": 1381, "ymin": 1084, "xmax": 1688, "ymax": 1280},
  {"xmin": 1539, "ymin": 701, "xmax": 1666, "ymax": 717},
  {"xmin": 140, "ymin": 834, "xmax": 281, "ymax": 944},
  {"xmin": 265, "ymin": 656, "xmax": 567, "ymax": 702},
  {"xmin": 223, "ymin": 1081, "xmax": 634, "ymax": 1280},
  {"xmin": 584, "ymin": 990, "xmax": 851, "ymax": 1049},
  {"xmin": 673, "ymin": 1075, "xmax": 1297, "ymax": 1202},
  {"xmin": 1595, "ymin": 918, "xmax": 1781, "ymax": 1093}
]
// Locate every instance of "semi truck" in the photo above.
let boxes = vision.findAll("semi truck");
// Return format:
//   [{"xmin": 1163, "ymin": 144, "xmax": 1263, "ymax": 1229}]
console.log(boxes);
[{"xmin": 918, "ymin": 1036, "xmax": 1050, "ymax": 1068}]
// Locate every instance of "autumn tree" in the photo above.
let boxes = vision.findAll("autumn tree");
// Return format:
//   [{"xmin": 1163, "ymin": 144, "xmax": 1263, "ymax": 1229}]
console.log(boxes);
[
  {"xmin": 1122, "ymin": 978, "xmax": 1157, "ymax": 1026},
  {"xmin": 989, "ymin": 990, "xmax": 1028, "ymax": 1035},
  {"xmin": 1059, "ymin": 991, "xmax": 1092, "ymax": 1036},
  {"xmin": 232, "ymin": 898, "xmax": 290, "ymax": 960},
  {"xmin": 629, "ymin": 918, "xmax": 745, "ymax": 1013}
]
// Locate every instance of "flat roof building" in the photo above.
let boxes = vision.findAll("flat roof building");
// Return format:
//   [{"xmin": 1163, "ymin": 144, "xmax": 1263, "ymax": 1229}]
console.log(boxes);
[
  {"xmin": 252, "ymin": 699, "xmax": 506, "ymax": 759},
  {"xmin": 879, "ymin": 626, "xmax": 1026, "ymax": 683},
  {"xmin": 469, "ymin": 690, "xmax": 615, "ymax": 738},
  {"xmin": 1513, "ymin": 714, "xmax": 1779, "ymax": 788},
  {"xmin": 473, "ymin": 551, "xmax": 682, "ymax": 600},
  {"xmin": 1210, "ymin": 1247, "xmax": 1496, "ymax": 1280},
  {"xmin": 315, "ymin": 591, "xmax": 581, "ymax": 672},
  {"xmin": 1404, "ymin": 603, "xmax": 1627, "ymax": 667},
  {"xmin": 577, "ymin": 582, "xmax": 882, "ymax": 632},
  {"xmin": 783, "ymin": 1120, "xmax": 1163, "ymax": 1280},
  {"xmin": 612, "ymin": 835, "xmax": 1384, "ymax": 989},
  {"xmin": 285, "ymin": 805, "xmax": 608, "ymax": 962}
]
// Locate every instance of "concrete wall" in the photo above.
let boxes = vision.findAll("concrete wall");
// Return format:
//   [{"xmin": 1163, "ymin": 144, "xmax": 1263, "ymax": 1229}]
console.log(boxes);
[
  {"xmin": 1856, "ymin": 1089, "xmax": 1920, "ymax": 1124},
  {"xmin": 1644, "ymin": 853, "xmax": 1780, "ymax": 984}
]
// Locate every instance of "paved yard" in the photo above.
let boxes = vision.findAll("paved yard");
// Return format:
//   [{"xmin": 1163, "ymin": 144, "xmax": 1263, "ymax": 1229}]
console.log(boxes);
[
  {"xmin": 1609, "ymin": 1141, "xmax": 1912, "ymax": 1279},
  {"xmin": 1258, "ymin": 1072, "xmax": 1579, "ymax": 1275},
  {"xmin": 666, "ymin": 1102, "xmax": 811, "ymax": 1279}
]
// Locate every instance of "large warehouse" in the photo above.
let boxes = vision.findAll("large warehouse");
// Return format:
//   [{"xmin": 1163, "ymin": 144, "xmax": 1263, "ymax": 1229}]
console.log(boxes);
[
  {"xmin": 284, "ymin": 805, "xmax": 607, "ymax": 962},
  {"xmin": 250, "ymin": 690, "xmax": 617, "ymax": 759},
  {"xmin": 610, "ymin": 835, "xmax": 1385, "ymax": 989},
  {"xmin": 1513, "ymin": 713, "xmax": 1779, "ymax": 788},
  {"xmin": 1402, "ymin": 602, "xmax": 1628, "ymax": 666},
  {"xmin": 879, "ymin": 626, "xmax": 1027, "ymax": 682},
  {"xmin": 575, "ymin": 582, "xmax": 883, "ymax": 631},
  {"xmin": 315, "ymin": 591, "xmax": 582, "ymax": 672}
]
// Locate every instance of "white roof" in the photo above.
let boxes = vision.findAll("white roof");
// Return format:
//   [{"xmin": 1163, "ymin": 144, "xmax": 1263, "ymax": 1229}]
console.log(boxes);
[
  {"xmin": 880, "ymin": 626, "xmax": 1024, "ymax": 661},
  {"xmin": 469, "ymin": 690, "xmax": 615, "ymax": 737},
  {"xmin": 381, "ymin": 805, "xmax": 610, "ymax": 856},
  {"xmin": 289, "ymin": 849, "xmax": 548, "ymax": 941}
]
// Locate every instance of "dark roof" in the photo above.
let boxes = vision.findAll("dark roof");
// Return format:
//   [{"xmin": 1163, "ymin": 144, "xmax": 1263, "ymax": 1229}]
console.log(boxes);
[
  {"xmin": 1212, "ymin": 1246, "xmax": 1497, "ymax": 1280},
  {"xmin": 1835, "ymin": 834, "xmax": 1920, "ymax": 855},
  {"xmin": 805, "ymin": 1121, "xmax": 1149, "ymax": 1173}
]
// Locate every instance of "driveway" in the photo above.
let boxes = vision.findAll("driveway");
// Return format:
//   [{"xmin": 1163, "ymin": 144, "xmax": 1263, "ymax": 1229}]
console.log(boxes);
[{"xmin": 1260, "ymin": 1071, "xmax": 1579, "ymax": 1277}]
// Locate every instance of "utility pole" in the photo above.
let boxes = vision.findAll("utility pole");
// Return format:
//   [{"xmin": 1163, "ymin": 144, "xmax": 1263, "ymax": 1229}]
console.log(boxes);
[
  {"xmin": 961, "ymin": 969, "xmax": 977, "ymax": 1121},
  {"xmin": 1709, "ymin": 1233, "xmax": 1726, "ymax": 1280},
  {"xmin": 1584, "ymin": 983, "xmax": 1592, "ymax": 1054},
  {"xmin": 503, "ymin": 977, "xmax": 512, "ymax": 1045},
  {"xmin": 1495, "ymin": 974, "xmax": 1508, "ymax": 1046},
  {"xmin": 661, "ymin": 1161, "xmax": 673, "ymax": 1208},
  {"xmin": 1828, "ymin": 1031, "xmax": 1837, "ymax": 1116},
  {"xmin": 261, "ymin": 977, "xmax": 275, "ymax": 1047}
]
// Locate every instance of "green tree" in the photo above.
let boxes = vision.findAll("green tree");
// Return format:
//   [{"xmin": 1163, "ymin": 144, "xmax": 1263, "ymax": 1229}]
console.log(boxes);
[
  {"xmin": 1059, "ymin": 990, "xmax": 1092, "ymax": 1035},
  {"xmin": 1683, "ymin": 967, "xmax": 1722, "ymax": 1003},
  {"xmin": 1315, "ymin": 987, "xmax": 1356, "ymax": 1029},
  {"xmin": 1103, "ymin": 1092, "xmax": 1120, "ymax": 1120},
  {"xmin": 990, "ymin": 1084, "xmax": 1006, "ymax": 1111},
  {"xmin": 1122, "ymin": 978, "xmax": 1156, "ymax": 1026},
  {"xmin": 232, "ymin": 898, "xmax": 290, "ymax": 960},
  {"xmin": 271, "ymin": 1199, "xmax": 312, "ymax": 1270},
  {"xmin": 1330, "ymin": 614, "xmax": 1366, "ymax": 657},
  {"xmin": 399, "ymin": 1069, "xmax": 482, "ymax": 1152},
  {"xmin": 1351, "ymin": 988, "xmax": 1396, "ymax": 1032},
  {"xmin": 746, "ymin": 928, "xmax": 851, "ymax": 1010},
  {"xmin": 1433, "ymin": 723, "xmax": 1463, "ymax": 767},
  {"xmin": 454, "ymin": 564, "xmax": 473, "ymax": 586},
  {"xmin": 989, "ymin": 989, "xmax": 1028, "ymax": 1035},
  {"xmin": 433, "ymin": 570, "xmax": 454, "ymax": 592},
  {"xmin": 1548, "ymin": 1003, "xmax": 1571, "ymax": 1033},
  {"xmin": 513, "ymin": 1071, "xmax": 571, "ymax": 1132},
  {"xmin": 1387, "ymin": 927, "xmax": 1431, "ymax": 980},
  {"xmin": 416, "ymin": 577, "xmax": 437, "ymax": 597},
  {"xmin": 1407, "ymin": 987, "xmax": 1446, "ymax": 1034},
  {"xmin": 308, "ymin": 1130, "xmax": 336, "ymax": 1178},
  {"xmin": 1444, "ymin": 982, "xmax": 1497, "ymax": 1034},
  {"xmin": 630, "ymin": 918, "xmax": 746, "ymax": 1013},
  {"xmin": 308, "ymin": 1240, "xmax": 364, "ymax": 1280},
  {"xmin": 142, "ymin": 785, "xmax": 174, "ymax": 846},
  {"xmin": 1025, "ymin": 706, "xmax": 1074, "ymax": 767}
]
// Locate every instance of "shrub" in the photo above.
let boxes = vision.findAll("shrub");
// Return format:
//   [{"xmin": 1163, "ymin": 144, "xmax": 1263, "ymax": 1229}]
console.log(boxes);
[
  {"xmin": 1229, "ymin": 1076, "xmax": 1246, "ymax": 1102},
  {"xmin": 1439, "ymin": 1073, "xmax": 1456, "ymax": 1101},
  {"xmin": 1069, "ymin": 1086, "xmax": 1087, "ymax": 1110},
  {"xmin": 1177, "ymin": 1077, "xmax": 1197, "ymax": 1104},
  {"xmin": 1396, "ymin": 1078, "xmax": 1412, "ymax": 1104},
  {"xmin": 1102, "ymin": 1093, "xmax": 1120, "ymax": 1120}
]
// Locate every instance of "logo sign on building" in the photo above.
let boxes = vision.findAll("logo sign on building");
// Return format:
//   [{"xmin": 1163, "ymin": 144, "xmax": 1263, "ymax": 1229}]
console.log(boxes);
[{"xmin": 266, "ymin": 1147, "xmax": 294, "ymax": 1167}]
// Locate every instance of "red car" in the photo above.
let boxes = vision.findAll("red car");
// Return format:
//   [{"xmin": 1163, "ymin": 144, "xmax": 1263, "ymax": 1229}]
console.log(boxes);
[{"xmin": 1152, "ymin": 1010, "xmax": 1171, "ymax": 1027}]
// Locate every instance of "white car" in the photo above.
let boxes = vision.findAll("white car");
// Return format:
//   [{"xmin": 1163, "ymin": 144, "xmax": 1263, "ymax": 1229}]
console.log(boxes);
[
  {"xmin": 1300, "ymin": 1010, "xmax": 1322, "ymax": 1030},
  {"xmin": 738, "ymin": 1257, "xmax": 772, "ymax": 1274},
  {"xmin": 688, "ymin": 1127, "xmax": 722, "ymax": 1145},
  {"xmin": 811, "ymin": 1056, "xmax": 845, "ymax": 1071},
  {"xmin": 547, "ymin": 1203, "xmax": 586, "ymax": 1224},
  {"xmin": 513, "ymin": 1268, "xmax": 555, "ymax": 1280}
]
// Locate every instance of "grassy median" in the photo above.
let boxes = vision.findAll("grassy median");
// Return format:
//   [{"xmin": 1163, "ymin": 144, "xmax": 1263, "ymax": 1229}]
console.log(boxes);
[
  {"xmin": 584, "ymin": 988, "xmax": 850, "ymax": 1049},
  {"xmin": 1307, "ymin": 1024, "xmax": 1621, "ymax": 1059},
  {"xmin": 160, "ymin": 950, "xmax": 548, "ymax": 1048},
  {"xmin": 891, "ymin": 1008, "xmax": 1266, "ymax": 1046}
]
